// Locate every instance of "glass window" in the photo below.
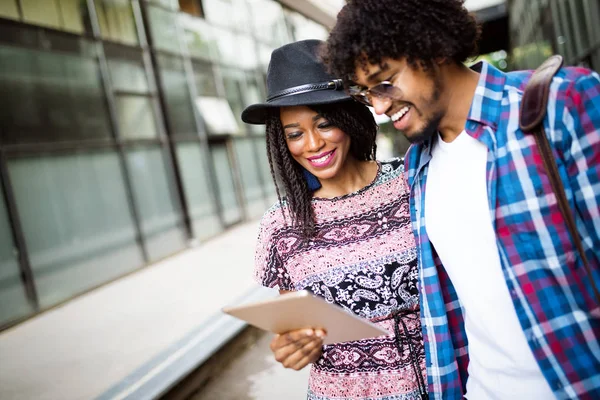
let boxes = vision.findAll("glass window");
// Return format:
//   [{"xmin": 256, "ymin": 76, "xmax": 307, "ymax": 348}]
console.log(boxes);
[
  {"xmin": 0, "ymin": 191, "xmax": 33, "ymax": 326},
  {"xmin": 211, "ymin": 143, "xmax": 242, "ymax": 225},
  {"xmin": 192, "ymin": 60, "xmax": 218, "ymax": 96},
  {"xmin": 179, "ymin": 0, "xmax": 203, "ymax": 16},
  {"xmin": 221, "ymin": 67, "xmax": 246, "ymax": 134},
  {"xmin": 256, "ymin": 137, "xmax": 276, "ymax": 201},
  {"xmin": 0, "ymin": 0, "xmax": 19, "ymax": 20},
  {"xmin": 58, "ymin": 0, "xmax": 86, "ymax": 34},
  {"xmin": 179, "ymin": 13, "xmax": 215, "ymax": 60},
  {"xmin": 175, "ymin": 143, "xmax": 222, "ymax": 240},
  {"xmin": 202, "ymin": 0, "xmax": 233, "ymax": 28},
  {"xmin": 106, "ymin": 47, "xmax": 150, "ymax": 93},
  {"xmin": 8, "ymin": 151, "xmax": 145, "ymax": 308},
  {"xmin": 21, "ymin": 0, "xmax": 61, "ymax": 29},
  {"xmin": 95, "ymin": 0, "xmax": 138, "ymax": 45},
  {"xmin": 115, "ymin": 96, "xmax": 159, "ymax": 139},
  {"xmin": 286, "ymin": 11, "xmax": 329, "ymax": 41},
  {"xmin": 157, "ymin": 54, "xmax": 198, "ymax": 137},
  {"xmin": 232, "ymin": 0, "xmax": 251, "ymax": 31},
  {"xmin": 237, "ymin": 35, "xmax": 258, "ymax": 69},
  {"xmin": 233, "ymin": 138, "xmax": 266, "ymax": 218},
  {"xmin": 0, "ymin": 42, "xmax": 110, "ymax": 144},
  {"xmin": 147, "ymin": 5, "xmax": 179, "ymax": 53},
  {"xmin": 125, "ymin": 146, "xmax": 187, "ymax": 261},
  {"xmin": 212, "ymin": 26, "xmax": 238, "ymax": 65},
  {"xmin": 248, "ymin": 0, "xmax": 288, "ymax": 46}
]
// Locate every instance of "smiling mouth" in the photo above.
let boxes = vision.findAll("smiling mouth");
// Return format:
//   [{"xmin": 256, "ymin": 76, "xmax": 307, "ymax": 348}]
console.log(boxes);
[
  {"xmin": 307, "ymin": 150, "xmax": 335, "ymax": 166},
  {"xmin": 390, "ymin": 105, "xmax": 411, "ymax": 122}
]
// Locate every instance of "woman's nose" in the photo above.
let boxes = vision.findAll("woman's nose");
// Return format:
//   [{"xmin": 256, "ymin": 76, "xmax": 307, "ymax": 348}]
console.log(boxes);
[{"xmin": 306, "ymin": 130, "xmax": 324, "ymax": 151}]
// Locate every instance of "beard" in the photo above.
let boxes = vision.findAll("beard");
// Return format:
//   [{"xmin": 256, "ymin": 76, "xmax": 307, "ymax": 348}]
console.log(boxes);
[{"xmin": 403, "ymin": 111, "xmax": 443, "ymax": 144}]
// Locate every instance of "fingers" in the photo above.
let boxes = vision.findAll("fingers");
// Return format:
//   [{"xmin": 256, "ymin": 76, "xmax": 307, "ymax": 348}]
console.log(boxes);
[{"xmin": 270, "ymin": 328, "xmax": 326, "ymax": 370}]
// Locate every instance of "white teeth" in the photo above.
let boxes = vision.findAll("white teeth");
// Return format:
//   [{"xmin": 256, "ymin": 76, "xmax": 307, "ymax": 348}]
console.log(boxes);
[
  {"xmin": 311, "ymin": 153, "xmax": 332, "ymax": 164},
  {"xmin": 391, "ymin": 106, "xmax": 410, "ymax": 122}
]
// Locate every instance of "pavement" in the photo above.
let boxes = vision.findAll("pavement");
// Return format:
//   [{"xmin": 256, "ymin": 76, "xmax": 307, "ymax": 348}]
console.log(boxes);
[
  {"xmin": 0, "ymin": 220, "xmax": 279, "ymax": 400},
  {"xmin": 192, "ymin": 330, "xmax": 310, "ymax": 400}
]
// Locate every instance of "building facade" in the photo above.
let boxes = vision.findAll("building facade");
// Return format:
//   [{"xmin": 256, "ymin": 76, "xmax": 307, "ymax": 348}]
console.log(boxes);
[
  {"xmin": 508, "ymin": 0, "xmax": 600, "ymax": 70},
  {"xmin": 0, "ymin": 0, "xmax": 332, "ymax": 330}
]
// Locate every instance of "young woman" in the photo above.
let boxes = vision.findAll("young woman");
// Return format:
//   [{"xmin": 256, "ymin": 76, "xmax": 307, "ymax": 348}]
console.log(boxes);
[{"xmin": 241, "ymin": 39, "xmax": 427, "ymax": 400}]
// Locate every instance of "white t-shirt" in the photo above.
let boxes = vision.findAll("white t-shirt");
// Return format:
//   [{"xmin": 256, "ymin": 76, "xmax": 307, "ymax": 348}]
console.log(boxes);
[{"xmin": 424, "ymin": 132, "xmax": 554, "ymax": 399}]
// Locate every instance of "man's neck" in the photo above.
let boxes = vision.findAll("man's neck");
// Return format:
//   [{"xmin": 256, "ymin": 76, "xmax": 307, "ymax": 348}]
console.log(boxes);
[{"xmin": 437, "ymin": 63, "xmax": 480, "ymax": 143}]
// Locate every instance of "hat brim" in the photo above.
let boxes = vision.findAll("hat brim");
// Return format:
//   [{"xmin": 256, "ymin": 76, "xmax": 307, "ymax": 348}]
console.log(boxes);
[{"xmin": 241, "ymin": 90, "xmax": 352, "ymax": 125}]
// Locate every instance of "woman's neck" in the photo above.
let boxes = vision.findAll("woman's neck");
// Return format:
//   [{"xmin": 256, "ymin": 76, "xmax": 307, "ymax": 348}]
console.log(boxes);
[{"xmin": 313, "ymin": 159, "xmax": 378, "ymax": 199}]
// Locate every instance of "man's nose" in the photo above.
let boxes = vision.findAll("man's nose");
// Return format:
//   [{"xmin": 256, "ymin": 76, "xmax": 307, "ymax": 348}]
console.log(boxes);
[{"xmin": 371, "ymin": 96, "xmax": 391, "ymax": 115}]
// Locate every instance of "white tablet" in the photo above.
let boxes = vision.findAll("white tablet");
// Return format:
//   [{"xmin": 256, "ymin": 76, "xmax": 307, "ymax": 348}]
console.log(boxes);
[{"xmin": 222, "ymin": 290, "xmax": 389, "ymax": 345}]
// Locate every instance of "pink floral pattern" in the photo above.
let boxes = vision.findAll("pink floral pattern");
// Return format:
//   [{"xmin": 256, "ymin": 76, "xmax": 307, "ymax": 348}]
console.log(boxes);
[{"xmin": 255, "ymin": 159, "xmax": 426, "ymax": 400}]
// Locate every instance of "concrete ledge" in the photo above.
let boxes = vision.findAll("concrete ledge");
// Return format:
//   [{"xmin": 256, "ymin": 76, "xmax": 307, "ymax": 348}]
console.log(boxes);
[{"xmin": 97, "ymin": 287, "xmax": 276, "ymax": 400}]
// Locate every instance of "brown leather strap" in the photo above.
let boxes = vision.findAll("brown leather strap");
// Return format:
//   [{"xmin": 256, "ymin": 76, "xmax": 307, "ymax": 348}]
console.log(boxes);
[{"xmin": 519, "ymin": 55, "xmax": 600, "ymax": 305}]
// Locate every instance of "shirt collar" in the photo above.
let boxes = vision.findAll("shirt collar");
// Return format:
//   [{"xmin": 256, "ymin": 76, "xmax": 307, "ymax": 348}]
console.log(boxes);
[{"xmin": 466, "ymin": 61, "xmax": 507, "ymax": 132}]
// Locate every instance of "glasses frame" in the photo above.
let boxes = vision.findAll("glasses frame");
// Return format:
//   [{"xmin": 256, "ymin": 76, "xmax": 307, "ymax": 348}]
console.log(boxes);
[{"xmin": 348, "ymin": 80, "xmax": 402, "ymax": 106}]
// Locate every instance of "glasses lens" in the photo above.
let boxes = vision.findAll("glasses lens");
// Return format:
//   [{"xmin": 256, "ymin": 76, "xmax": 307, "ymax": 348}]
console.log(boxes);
[
  {"xmin": 370, "ymin": 82, "xmax": 400, "ymax": 100},
  {"xmin": 348, "ymin": 86, "xmax": 372, "ymax": 106}
]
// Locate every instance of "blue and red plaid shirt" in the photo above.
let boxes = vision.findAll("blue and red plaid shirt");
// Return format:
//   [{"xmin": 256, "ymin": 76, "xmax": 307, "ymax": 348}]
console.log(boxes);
[{"xmin": 405, "ymin": 61, "xmax": 600, "ymax": 399}]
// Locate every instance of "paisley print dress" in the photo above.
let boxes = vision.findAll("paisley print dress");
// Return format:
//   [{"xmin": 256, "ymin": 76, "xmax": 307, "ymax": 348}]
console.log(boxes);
[{"xmin": 255, "ymin": 158, "xmax": 427, "ymax": 400}]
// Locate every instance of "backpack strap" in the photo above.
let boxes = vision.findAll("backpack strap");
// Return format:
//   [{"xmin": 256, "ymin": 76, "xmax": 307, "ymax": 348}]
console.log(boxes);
[{"xmin": 519, "ymin": 55, "xmax": 600, "ymax": 305}]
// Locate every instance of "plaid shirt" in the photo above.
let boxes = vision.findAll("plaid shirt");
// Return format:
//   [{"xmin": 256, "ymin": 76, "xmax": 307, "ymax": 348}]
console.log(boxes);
[{"xmin": 405, "ymin": 61, "xmax": 600, "ymax": 399}]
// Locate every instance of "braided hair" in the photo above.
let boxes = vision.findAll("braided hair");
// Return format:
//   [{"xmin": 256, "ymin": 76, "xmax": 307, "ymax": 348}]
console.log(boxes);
[{"xmin": 264, "ymin": 100, "xmax": 378, "ymax": 238}]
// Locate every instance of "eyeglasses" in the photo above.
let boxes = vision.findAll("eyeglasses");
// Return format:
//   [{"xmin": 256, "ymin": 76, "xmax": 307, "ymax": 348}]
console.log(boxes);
[{"xmin": 348, "ymin": 81, "xmax": 402, "ymax": 106}]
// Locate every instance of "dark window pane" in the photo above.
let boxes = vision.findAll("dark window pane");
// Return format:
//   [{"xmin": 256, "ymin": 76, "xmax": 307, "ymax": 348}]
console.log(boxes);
[
  {"xmin": 179, "ymin": 0, "xmax": 203, "ymax": 16},
  {"xmin": 0, "ymin": 191, "xmax": 33, "ymax": 325},
  {"xmin": 8, "ymin": 151, "xmax": 145, "ymax": 308},
  {"xmin": 156, "ymin": 54, "xmax": 198, "ymax": 136},
  {"xmin": 95, "ymin": 0, "xmax": 138, "ymax": 45},
  {"xmin": 0, "ymin": 42, "xmax": 111, "ymax": 144},
  {"xmin": 0, "ymin": 0, "xmax": 19, "ymax": 20},
  {"xmin": 125, "ymin": 146, "xmax": 187, "ymax": 260}
]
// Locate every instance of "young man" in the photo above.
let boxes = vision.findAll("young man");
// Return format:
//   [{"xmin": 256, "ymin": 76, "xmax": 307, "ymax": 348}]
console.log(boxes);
[{"xmin": 324, "ymin": 1, "xmax": 600, "ymax": 399}]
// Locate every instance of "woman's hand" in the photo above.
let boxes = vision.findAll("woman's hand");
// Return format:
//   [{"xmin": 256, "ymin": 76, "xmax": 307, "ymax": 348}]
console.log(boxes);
[{"xmin": 269, "ymin": 328, "xmax": 326, "ymax": 370}]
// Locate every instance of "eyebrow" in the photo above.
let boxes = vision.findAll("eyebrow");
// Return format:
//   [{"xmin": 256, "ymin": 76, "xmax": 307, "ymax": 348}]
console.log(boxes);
[
  {"xmin": 282, "ymin": 114, "xmax": 324, "ymax": 129},
  {"xmin": 366, "ymin": 64, "xmax": 390, "ymax": 83}
]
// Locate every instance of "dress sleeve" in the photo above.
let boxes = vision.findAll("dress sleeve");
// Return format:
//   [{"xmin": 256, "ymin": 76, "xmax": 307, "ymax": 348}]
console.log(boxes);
[{"xmin": 254, "ymin": 206, "xmax": 294, "ymax": 290}]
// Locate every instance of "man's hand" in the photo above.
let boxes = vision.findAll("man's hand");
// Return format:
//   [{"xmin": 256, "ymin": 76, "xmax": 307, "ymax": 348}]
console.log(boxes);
[{"xmin": 269, "ymin": 328, "xmax": 326, "ymax": 370}]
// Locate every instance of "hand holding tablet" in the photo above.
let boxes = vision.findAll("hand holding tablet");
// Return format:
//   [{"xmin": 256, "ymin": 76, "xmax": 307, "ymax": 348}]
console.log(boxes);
[{"xmin": 222, "ymin": 290, "xmax": 389, "ymax": 345}]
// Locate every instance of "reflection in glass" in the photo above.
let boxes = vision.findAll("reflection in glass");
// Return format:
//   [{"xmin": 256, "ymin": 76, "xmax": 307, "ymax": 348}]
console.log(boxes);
[
  {"xmin": 95, "ymin": 0, "xmax": 138, "ymax": 45},
  {"xmin": 0, "ymin": 192, "xmax": 33, "ymax": 325},
  {"xmin": 221, "ymin": 68, "xmax": 246, "ymax": 133},
  {"xmin": 0, "ymin": 43, "xmax": 110, "ymax": 144},
  {"xmin": 147, "ymin": 5, "xmax": 179, "ymax": 52},
  {"xmin": 157, "ymin": 54, "xmax": 198, "ymax": 136},
  {"xmin": 126, "ymin": 147, "xmax": 187, "ymax": 261},
  {"xmin": 107, "ymin": 53, "xmax": 149, "ymax": 93},
  {"xmin": 8, "ymin": 152, "xmax": 145, "ymax": 308},
  {"xmin": 234, "ymin": 138, "xmax": 266, "ymax": 218},
  {"xmin": 180, "ymin": 14, "xmax": 215, "ymax": 60},
  {"xmin": 175, "ymin": 143, "xmax": 222, "ymax": 239},
  {"xmin": 115, "ymin": 96, "xmax": 159, "ymax": 139},
  {"xmin": 211, "ymin": 144, "xmax": 242, "ymax": 225},
  {"xmin": 212, "ymin": 26, "xmax": 238, "ymax": 65}
]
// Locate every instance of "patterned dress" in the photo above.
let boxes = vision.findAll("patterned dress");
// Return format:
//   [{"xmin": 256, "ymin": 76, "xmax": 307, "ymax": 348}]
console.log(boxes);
[{"xmin": 255, "ymin": 158, "xmax": 427, "ymax": 400}]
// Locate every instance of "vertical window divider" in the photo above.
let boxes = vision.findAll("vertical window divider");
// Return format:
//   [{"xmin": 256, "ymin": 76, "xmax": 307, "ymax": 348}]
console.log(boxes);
[
  {"xmin": 0, "ymin": 148, "xmax": 39, "ymax": 312},
  {"xmin": 85, "ymin": 0, "xmax": 149, "ymax": 262}
]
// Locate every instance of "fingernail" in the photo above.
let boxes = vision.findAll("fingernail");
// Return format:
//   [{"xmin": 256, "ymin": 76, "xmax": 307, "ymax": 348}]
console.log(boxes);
[
  {"xmin": 304, "ymin": 329, "xmax": 314, "ymax": 336},
  {"xmin": 315, "ymin": 330, "xmax": 325, "ymax": 338}
]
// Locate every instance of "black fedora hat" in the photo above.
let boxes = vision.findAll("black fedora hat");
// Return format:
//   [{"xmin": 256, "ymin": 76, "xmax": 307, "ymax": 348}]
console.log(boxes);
[{"xmin": 241, "ymin": 39, "xmax": 351, "ymax": 125}]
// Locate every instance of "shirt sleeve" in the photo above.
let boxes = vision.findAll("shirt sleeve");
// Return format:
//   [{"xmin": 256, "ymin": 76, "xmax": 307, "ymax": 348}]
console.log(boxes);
[
  {"xmin": 559, "ymin": 70, "xmax": 600, "ymax": 264},
  {"xmin": 254, "ymin": 206, "xmax": 294, "ymax": 290}
]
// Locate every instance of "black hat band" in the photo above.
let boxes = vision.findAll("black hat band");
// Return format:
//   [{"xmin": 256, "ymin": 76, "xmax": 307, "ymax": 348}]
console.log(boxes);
[{"xmin": 266, "ymin": 79, "xmax": 344, "ymax": 103}]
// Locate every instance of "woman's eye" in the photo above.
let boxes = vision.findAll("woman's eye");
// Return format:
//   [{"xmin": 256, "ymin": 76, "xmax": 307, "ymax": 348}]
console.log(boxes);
[
  {"xmin": 318, "ymin": 122, "xmax": 332, "ymax": 129},
  {"xmin": 286, "ymin": 132, "xmax": 302, "ymax": 139}
]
